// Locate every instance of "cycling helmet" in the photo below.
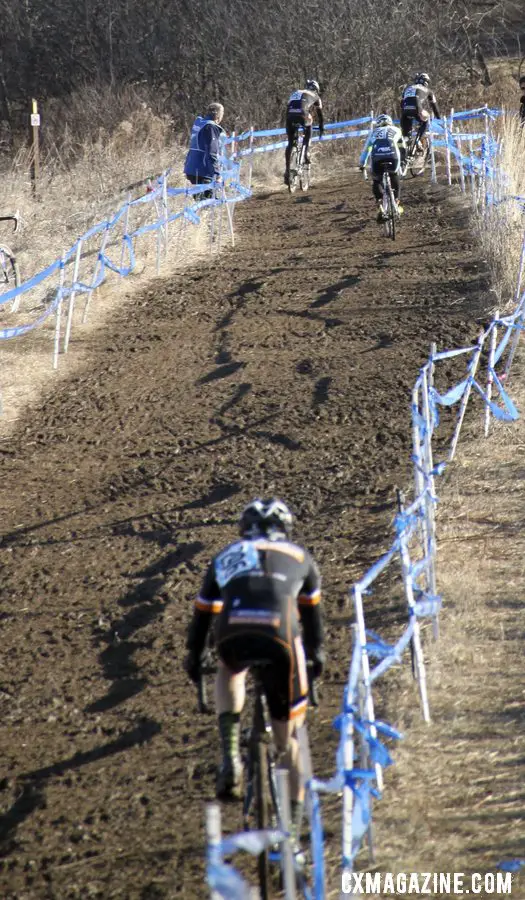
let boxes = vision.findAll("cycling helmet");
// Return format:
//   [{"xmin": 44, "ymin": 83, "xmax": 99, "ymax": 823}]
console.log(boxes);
[
  {"xmin": 415, "ymin": 72, "xmax": 430, "ymax": 86},
  {"xmin": 239, "ymin": 498, "xmax": 293, "ymax": 538},
  {"xmin": 376, "ymin": 114, "xmax": 393, "ymax": 127},
  {"xmin": 305, "ymin": 79, "xmax": 320, "ymax": 94}
]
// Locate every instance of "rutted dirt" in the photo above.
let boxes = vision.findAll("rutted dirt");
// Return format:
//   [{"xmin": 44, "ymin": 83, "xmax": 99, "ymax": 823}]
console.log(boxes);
[{"xmin": 0, "ymin": 173, "xmax": 492, "ymax": 898}]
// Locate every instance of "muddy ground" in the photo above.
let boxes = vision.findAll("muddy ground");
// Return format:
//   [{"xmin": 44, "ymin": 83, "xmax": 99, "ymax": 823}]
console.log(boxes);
[{"xmin": 0, "ymin": 172, "xmax": 493, "ymax": 898}]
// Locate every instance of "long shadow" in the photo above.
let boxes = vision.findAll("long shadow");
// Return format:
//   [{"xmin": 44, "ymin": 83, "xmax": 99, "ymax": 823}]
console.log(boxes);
[
  {"xmin": 311, "ymin": 274, "xmax": 360, "ymax": 309},
  {"xmin": 86, "ymin": 542, "xmax": 203, "ymax": 713},
  {"xmin": 312, "ymin": 376, "xmax": 332, "ymax": 408},
  {"xmin": 217, "ymin": 382, "xmax": 252, "ymax": 415},
  {"xmin": 198, "ymin": 361, "xmax": 245, "ymax": 384},
  {"xmin": 0, "ymin": 718, "xmax": 160, "ymax": 849}
]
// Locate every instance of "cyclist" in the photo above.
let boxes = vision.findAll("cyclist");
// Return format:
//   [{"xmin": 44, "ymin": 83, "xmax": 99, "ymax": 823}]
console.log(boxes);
[
  {"xmin": 400, "ymin": 72, "xmax": 440, "ymax": 144},
  {"xmin": 359, "ymin": 114, "xmax": 407, "ymax": 221},
  {"xmin": 520, "ymin": 74, "xmax": 525, "ymax": 125},
  {"xmin": 184, "ymin": 498, "xmax": 325, "ymax": 839},
  {"xmin": 284, "ymin": 79, "xmax": 325, "ymax": 185}
]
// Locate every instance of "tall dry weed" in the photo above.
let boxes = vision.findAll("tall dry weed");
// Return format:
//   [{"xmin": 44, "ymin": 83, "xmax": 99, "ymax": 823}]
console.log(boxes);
[{"xmin": 479, "ymin": 113, "xmax": 525, "ymax": 304}]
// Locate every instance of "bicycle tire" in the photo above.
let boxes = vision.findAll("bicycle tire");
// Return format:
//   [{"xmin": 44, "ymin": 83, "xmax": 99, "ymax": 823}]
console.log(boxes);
[
  {"xmin": 255, "ymin": 728, "xmax": 271, "ymax": 899},
  {"xmin": 288, "ymin": 143, "xmax": 299, "ymax": 194},
  {"xmin": 0, "ymin": 244, "xmax": 20, "ymax": 295},
  {"xmin": 386, "ymin": 179, "xmax": 396, "ymax": 241},
  {"xmin": 299, "ymin": 144, "xmax": 310, "ymax": 191}
]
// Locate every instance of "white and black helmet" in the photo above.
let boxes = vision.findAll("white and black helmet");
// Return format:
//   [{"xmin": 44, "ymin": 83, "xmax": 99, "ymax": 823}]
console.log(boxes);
[
  {"xmin": 415, "ymin": 72, "xmax": 430, "ymax": 86},
  {"xmin": 306, "ymin": 79, "xmax": 320, "ymax": 94},
  {"xmin": 376, "ymin": 114, "xmax": 393, "ymax": 127},
  {"xmin": 240, "ymin": 498, "xmax": 293, "ymax": 538}
]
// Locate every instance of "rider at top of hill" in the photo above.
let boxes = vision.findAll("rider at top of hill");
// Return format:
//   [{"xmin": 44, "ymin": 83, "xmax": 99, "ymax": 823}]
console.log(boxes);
[
  {"xmin": 284, "ymin": 79, "xmax": 324, "ymax": 185},
  {"xmin": 360, "ymin": 114, "xmax": 407, "ymax": 221},
  {"xmin": 400, "ymin": 72, "xmax": 440, "ymax": 141}
]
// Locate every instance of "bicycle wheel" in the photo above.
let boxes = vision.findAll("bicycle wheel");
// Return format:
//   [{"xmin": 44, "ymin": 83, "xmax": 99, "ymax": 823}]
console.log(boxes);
[
  {"xmin": 299, "ymin": 143, "xmax": 310, "ymax": 192},
  {"xmin": 410, "ymin": 136, "xmax": 429, "ymax": 177},
  {"xmin": 0, "ymin": 244, "xmax": 20, "ymax": 296},
  {"xmin": 288, "ymin": 143, "xmax": 299, "ymax": 194},
  {"xmin": 387, "ymin": 182, "xmax": 397, "ymax": 241},
  {"xmin": 255, "ymin": 718, "xmax": 272, "ymax": 898}
]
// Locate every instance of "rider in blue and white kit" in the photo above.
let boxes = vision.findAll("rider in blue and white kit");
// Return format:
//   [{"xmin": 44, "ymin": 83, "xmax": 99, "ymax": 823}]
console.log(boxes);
[{"xmin": 360, "ymin": 114, "xmax": 407, "ymax": 221}]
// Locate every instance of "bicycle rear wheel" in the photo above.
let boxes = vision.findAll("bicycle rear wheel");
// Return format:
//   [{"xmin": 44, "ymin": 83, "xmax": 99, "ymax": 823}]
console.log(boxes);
[
  {"xmin": 288, "ymin": 144, "xmax": 299, "ymax": 194},
  {"xmin": 299, "ymin": 144, "xmax": 310, "ymax": 191},
  {"xmin": 382, "ymin": 176, "xmax": 396, "ymax": 241},
  {"xmin": 255, "ymin": 728, "xmax": 272, "ymax": 898}
]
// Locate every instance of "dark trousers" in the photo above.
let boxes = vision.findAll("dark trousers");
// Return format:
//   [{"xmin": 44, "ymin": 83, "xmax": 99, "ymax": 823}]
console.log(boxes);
[
  {"xmin": 186, "ymin": 173, "xmax": 213, "ymax": 199},
  {"xmin": 285, "ymin": 116, "xmax": 312, "ymax": 171}
]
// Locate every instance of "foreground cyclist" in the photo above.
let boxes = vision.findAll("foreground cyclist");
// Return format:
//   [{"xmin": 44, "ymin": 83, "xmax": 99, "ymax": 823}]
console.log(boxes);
[
  {"xmin": 400, "ymin": 72, "xmax": 440, "ymax": 142},
  {"xmin": 284, "ymin": 79, "xmax": 325, "ymax": 185},
  {"xmin": 359, "ymin": 114, "xmax": 407, "ymax": 221},
  {"xmin": 185, "ymin": 498, "xmax": 324, "ymax": 839}
]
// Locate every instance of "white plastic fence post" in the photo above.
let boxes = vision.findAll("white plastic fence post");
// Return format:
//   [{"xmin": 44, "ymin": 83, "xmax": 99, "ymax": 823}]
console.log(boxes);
[
  {"xmin": 248, "ymin": 126, "xmax": 255, "ymax": 190},
  {"xmin": 82, "ymin": 226, "xmax": 110, "ymax": 325},
  {"xmin": 340, "ymin": 627, "xmax": 360, "ymax": 893},
  {"xmin": 119, "ymin": 193, "xmax": 132, "ymax": 277},
  {"xmin": 162, "ymin": 175, "xmax": 169, "ymax": 259},
  {"xmin": 63, "ymin": 239, "xmax": 82, "ymax": 354},
  {"xmin": 457, "ymin": 136, "xmax": 466, "ymax": 193},
  {"xmin": 468, "ymin": 138, "xmax": 476, "ymax": 204},
  {"xmin": 443, "ymin": 116, "xmax": 452, "ymax": 185},
  {"xmin": 449, "ymin": 331, "xmax": 485, "ymax": 460},
  {"xmin": 352, "ymin": 586, "xmax": 383, "ymax": 792},
  {"xmin": 275, "ymin": 769, "xmax": 297, "ymax": 900},
  {"xmin": 429, "ymin": 128, "xmax": 437, "ymax": 183},
  {"xmin": 421, "ymin": 363, "xmax": 439, "ymax": 640},
  {"xmin": 412, "ymin": 381, "xmax": 429, "ymax": 561},
  {"xmin": 297, "ymin": 726, "xmax": 326, "ymax": 898},
  {"xmin": 485, "ymin": 313, "xmax": 499, "ymax": 437},
  {"xmin": 356, "ymin": 663, "xmax": 375, "ymax": 864},
  {"xmin": 52, "ymin": 256, "xmax": 66, "ymax": 370},
  {"xmin": 222, "ymin": 183, "xmax": 235, "ymax": 248},
  {"xmin": 398, "ymin": 528, "xmax": 431, "ymax": 723},
  {"xmin": 206, "ymin": 804, "xmax": 222, "ymax": 900},
  {"xmin": 449, "ymin": 107, "xmax": 454, "ymax": 134}
]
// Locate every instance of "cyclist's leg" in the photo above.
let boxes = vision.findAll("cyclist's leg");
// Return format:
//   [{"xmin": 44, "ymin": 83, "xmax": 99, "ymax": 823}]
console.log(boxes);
[
  {"xmin": 215, "ymin": 641, "xmax": 248, "ymax": 799},
  {"xmin": 302, "ymin": 122, "xmax": 313, "ymax": 164},
  {"xmin": 416, "ymin": 111, "xmax": 429, "ymax": 147},
  {"xmin": 400, "ymin": 111, "xmax": 413, "ymax": 140},
  {"xmin": 285, "ymin": 116, "xmax": 297, "ymax": 182},
  {"xmin": 262, "ymin": 637, "xmax": 308, "ymax": 833}
]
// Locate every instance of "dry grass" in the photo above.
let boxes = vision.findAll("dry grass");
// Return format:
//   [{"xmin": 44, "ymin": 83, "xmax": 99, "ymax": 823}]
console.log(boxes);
[
  {"xmin": 478, "ymin": 113, "xmax": 525, "ymax": 303},
  {"xmin": 360, "ymin": 408, "xmax": 525, "ymax": 897}
]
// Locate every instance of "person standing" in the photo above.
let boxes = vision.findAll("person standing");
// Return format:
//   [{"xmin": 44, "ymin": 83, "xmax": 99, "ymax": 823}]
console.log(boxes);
[{"xmin": 184, "ymin": 102, "xmax": 225, "ymax": 189}]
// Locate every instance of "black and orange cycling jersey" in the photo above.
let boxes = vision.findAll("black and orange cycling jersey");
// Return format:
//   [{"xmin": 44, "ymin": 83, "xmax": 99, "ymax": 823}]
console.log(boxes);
[{"xmin": 188, "ymin": 535, "xmax": 324, "ymax": 720}]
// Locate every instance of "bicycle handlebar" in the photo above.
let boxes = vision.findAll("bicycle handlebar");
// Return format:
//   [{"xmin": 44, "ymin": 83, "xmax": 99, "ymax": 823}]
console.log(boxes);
[{"xmin": 0, "ymin": 212, "xmax": 19, "ymax": 233}]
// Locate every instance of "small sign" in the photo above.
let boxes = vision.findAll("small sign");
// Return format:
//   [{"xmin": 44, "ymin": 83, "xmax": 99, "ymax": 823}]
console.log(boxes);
[{"xmin": 31, "ymin": 113, "xmax": 40, "ymax": 127}]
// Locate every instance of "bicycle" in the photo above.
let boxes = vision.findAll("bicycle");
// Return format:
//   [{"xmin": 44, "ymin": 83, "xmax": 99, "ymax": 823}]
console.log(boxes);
[
  {"xmin": 379, "ymin": 169, "xmax": 398, "ymax": 241},
  {"xmin": 0, "ymin": 212, "xmax": 20, "ymax": 297},
  {"xmin": 400, "ymin": 126, "xmax": 430, "ymax": 178},
  {"xmin": 198, "ymin": 658, "xmax": 318, "ymax": 900},
  {"xmin": 288, "ymin": 127, "xmax": 311, "ymax": 194}
]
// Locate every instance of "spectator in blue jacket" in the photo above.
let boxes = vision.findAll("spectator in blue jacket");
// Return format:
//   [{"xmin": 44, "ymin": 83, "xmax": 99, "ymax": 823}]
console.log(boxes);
[{"xmin": 184, "ymin": 102, "xmax": 225, "ymax": 191}]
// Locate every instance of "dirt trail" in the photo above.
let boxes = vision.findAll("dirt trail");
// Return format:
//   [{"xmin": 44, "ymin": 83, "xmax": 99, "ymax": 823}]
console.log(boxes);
[{"xmin": 0, "ymin": 171, "xmax": 497, "ymax": 898}]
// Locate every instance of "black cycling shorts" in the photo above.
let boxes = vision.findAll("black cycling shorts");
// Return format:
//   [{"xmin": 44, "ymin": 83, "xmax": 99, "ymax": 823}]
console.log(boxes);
[
  {"xmin": 371, "ymin": 156, "xmax": 399, "ymax": 178},
  {"xmin": 218, "ymin": 631, "xmax": 308, "ymax": 722}
]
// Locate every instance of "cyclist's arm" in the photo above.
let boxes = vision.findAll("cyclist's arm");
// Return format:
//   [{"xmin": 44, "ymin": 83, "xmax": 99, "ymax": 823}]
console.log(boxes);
[
  {"xmin": 186, "ymin": 561, "xmax": 223, "ymax": 657},
  {"xmin": 297, "ymin": 557, "xmax": 324, "ymax": 655},
  {"xmin": 359, "ymin": 134, "xmax": 374, "ymax": 167},
  {"xmin": 429, "ymin": 92, "xmax": 440, "ymax": 119},
  {"xmin": 315, "ymin": 99, "xmax": 325, "ymax": 133}
]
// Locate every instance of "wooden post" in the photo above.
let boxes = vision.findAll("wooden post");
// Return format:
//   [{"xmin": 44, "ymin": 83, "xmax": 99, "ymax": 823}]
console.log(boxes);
[{"xmin": 30, "ymin": 99, "xmax": 41, "ymax": 199}]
